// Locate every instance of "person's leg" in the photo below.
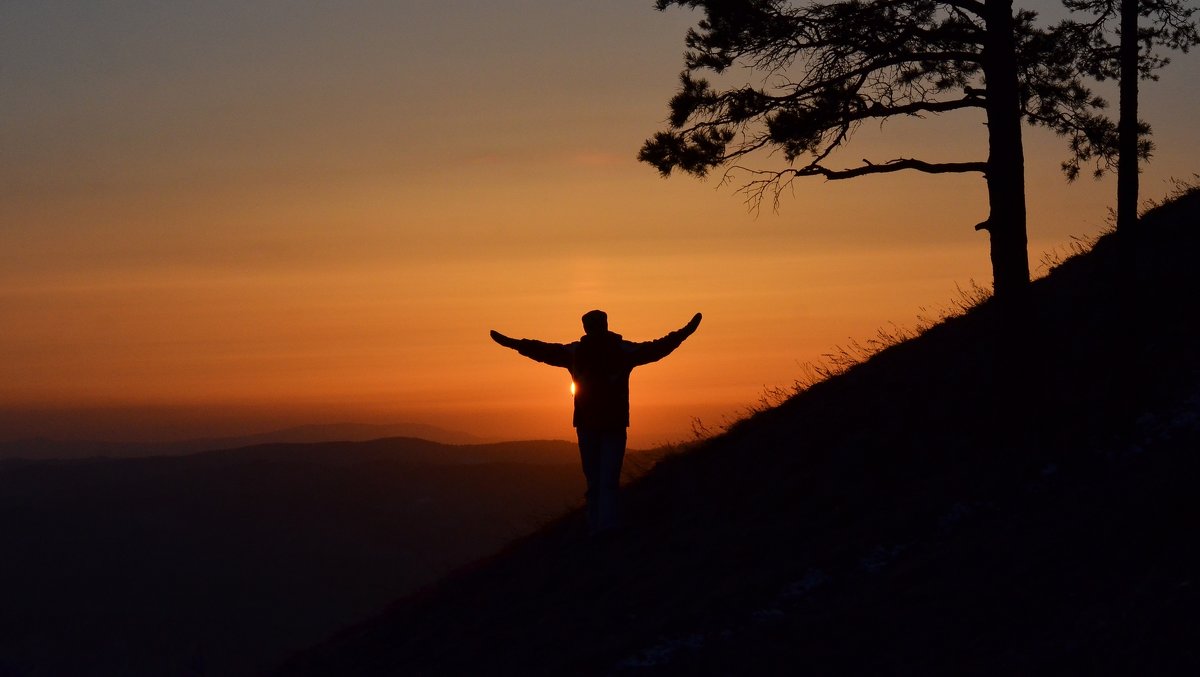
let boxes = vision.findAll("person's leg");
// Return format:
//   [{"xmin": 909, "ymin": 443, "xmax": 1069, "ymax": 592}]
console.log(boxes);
[
  {"xmin": 591, "ymin": 428, "xmax": 627, "ymax": 532},
  {"xmin": 576, "ymin": 428, "xmax": 602, "ymax": 530}
]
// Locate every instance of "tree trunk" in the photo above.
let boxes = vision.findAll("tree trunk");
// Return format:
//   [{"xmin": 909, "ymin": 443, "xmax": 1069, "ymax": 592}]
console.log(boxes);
[
  {"xmin": 981, "ymin": 0, "xmax": 1031, "ymax": 299},
  {"xmin": 1117, "ymin": 0, "xmax": 1140, "ymax": 231}
]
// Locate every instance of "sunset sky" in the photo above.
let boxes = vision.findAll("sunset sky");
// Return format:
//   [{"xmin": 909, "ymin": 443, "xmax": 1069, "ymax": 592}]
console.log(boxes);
[{"xmin": 3, "ymin": 1, "xmax": 1198, "ymax": 448}]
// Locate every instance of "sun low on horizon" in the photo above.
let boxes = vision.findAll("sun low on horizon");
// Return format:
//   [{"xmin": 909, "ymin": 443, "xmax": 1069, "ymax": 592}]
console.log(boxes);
[{"xmin": 2, "ymin": 1, "xmax": 1198, "ymax": 449}]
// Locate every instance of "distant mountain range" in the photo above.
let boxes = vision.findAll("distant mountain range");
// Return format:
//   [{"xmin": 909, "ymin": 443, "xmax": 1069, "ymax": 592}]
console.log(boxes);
[
  {"xmin": 0, "ymin": 434, "xmax": 674, "ymax": 676},
  {"xmin": 0, "ymin": 421, "xmax": 486, "ymax": 460}
]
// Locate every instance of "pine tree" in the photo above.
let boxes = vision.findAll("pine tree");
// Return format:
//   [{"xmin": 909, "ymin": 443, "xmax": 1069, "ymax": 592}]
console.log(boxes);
[
  {"xmin": 1061, "ymin": 0, "xmax": 1198, "ymax": 231},
  {"xmin": 641, "ymin": 0, "xmax": 1115, "ymax": 298}
]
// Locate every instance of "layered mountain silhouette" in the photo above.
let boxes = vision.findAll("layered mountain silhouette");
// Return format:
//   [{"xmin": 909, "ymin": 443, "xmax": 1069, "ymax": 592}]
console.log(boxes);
[
  {"xmin": 0, "ymin": 437, "xmax": 671, "ymax": 676},
  {"xmin": 0, "ymin": 421, "xmax": 484, "ymax": 460},
  {"xmin": 278, "ymin": 188, "xmax": 1200, "ymax": 676}
]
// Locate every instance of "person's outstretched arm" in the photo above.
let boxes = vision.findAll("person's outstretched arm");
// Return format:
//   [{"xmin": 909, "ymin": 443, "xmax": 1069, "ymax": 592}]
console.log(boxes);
[
  {"xmin": 490, "ymin": 330, "xmax": 573, "ymax": 368},
  {"xmin": 627, "ymin": 313, "xmax": 702, "ymax": 366}
]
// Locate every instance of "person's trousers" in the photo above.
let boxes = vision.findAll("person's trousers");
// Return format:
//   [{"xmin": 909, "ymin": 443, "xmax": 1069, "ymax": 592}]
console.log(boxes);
[{"xmin": 576, "ymin": 427, "xmax": 627, "ymax": 532}]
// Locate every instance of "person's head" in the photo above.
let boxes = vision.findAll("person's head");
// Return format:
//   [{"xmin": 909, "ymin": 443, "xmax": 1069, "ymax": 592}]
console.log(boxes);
[{"xmin": 581, "ymin": 309, "xmax": 608, "ymax": 336}]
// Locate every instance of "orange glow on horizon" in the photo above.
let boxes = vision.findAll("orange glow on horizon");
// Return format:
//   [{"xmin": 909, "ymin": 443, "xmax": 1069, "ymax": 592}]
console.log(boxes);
[{"xmin": 3, "ymin": 2, "xmax": 1197, "ymax": 448}]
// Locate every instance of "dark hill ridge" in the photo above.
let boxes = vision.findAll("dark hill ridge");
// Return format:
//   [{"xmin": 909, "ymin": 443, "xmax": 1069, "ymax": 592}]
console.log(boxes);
[
  {"xmin": 0, "ymin": 421, "xmax": 485, "ymax": 460},
  {"xmin": 1, "ymin": 437, "xmax": 676, "ymax": 676},
  {"xmin": 279, "ymin": 188, "xmax": 1200, "ymax": 676}
]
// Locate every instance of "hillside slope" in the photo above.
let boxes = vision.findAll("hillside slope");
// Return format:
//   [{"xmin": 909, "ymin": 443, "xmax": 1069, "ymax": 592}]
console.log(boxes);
[{"xmin": 279, "ymin": 188, "xmax": 1200, "ymax": 676}]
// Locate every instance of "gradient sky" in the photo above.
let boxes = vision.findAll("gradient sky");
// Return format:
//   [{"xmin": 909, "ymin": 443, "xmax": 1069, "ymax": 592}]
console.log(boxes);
[{"xmin": 3, "ymin": 1, "xmax": 1198, "ymax": 447}]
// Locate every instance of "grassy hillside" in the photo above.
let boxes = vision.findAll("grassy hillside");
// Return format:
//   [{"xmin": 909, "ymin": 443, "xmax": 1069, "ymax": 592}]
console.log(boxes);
[
  {"xmin": 1, "ymin": 438, "xmax": 672, "ymax": 676},
  {"xmin": 279, "ymin": 186, "xmax": 1200, "ymax": 676}
]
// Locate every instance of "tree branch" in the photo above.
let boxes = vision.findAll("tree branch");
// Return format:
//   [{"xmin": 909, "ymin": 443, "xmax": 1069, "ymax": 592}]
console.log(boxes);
[
  {"xmin": 942, "ymin": 0, "xmax": 987, "ymax": 17},
  {"xmin": 794, "ymin": 157, "xmax": 987, "ymax": 180},
  {"xmin": 726, "ymin": 156, "xmax": 987, "ymax": 214},
  {"xmin": 857, "ymin": 97, "xmax": 986, "ymax": 120}
]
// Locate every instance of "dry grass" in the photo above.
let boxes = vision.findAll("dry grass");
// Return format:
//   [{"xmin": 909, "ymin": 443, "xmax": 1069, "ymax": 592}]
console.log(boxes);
[
  {"xmin": 695, "ymin": 278, "xmax": 995, "ymax": 436},
  {"xmin": 696, "ymin": 174, "xmax": 1199, "ymax": 442}
]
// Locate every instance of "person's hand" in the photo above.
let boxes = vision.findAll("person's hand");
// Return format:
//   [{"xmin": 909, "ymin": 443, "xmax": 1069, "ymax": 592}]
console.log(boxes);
[
  {"xmin": 490, "ymin": 330, "xmax": 516, "ymax": 347},
  {"xmin": 685, "ymin": 312, "xmax": 702, "ymax": 333}
]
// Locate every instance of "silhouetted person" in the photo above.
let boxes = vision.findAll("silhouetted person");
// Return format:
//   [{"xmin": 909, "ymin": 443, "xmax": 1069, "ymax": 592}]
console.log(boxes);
[{"xmin": 490, "ymin": 310, "xmax": 702, "ymax": 534}]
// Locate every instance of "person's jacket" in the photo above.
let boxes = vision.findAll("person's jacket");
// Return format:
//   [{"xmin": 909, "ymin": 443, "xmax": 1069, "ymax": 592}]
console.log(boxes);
[{"xmin": 503, "ymin": 324, "xmax": 696, "ymax": 428}]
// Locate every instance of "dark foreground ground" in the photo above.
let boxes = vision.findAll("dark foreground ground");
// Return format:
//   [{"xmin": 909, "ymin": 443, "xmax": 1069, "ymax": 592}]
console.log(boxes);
[
  {"xmin": 0, "ymin": 439, "xmax": 618, "ymax": 676},
  {"xmin": 279, "ymin": 189, "xmax": 1200, "ymax": 676}
]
